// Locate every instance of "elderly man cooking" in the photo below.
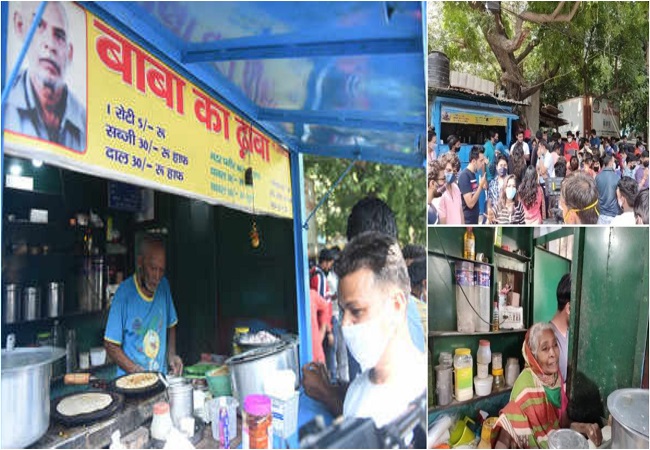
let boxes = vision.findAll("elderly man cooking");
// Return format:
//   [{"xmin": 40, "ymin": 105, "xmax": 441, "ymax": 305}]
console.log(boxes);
[{"xmin": 104, "ymin": 235, "xmax": 183, "ymax": 376}]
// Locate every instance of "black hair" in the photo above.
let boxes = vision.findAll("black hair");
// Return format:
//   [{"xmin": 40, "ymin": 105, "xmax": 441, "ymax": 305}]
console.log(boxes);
[
  {"xmin": 516, "ymin": 130, "xmax": 524, "ymax": 137},
  {"xmin": 617, "ymin": 176, "xmax": 639, "ymax": 207},
  {"xmin": 518, "ymin": 165, "xmax": 540, "ymax": 208},
  {"xmin": 538, "ymin": 139, "xmax": 548, "ymax": 150},
  {"xmin": 634, "ymin": 188, "xmax": 649, "ymax": 224},
  {"xmin": 642, "ymin": 150, "xmax": 649, "ymax": 159},
  {"xmin": 468, "ymin": 145, "xmax": 483, "ymax": 163},
  {"xmin": 569, "ymin": 156, "xmax": 579, "ymax": 172},
  {"xmin": 428, "ymin": 128, "xmax": 436, "ymax": 142},
  {"xmin": 489, "ymin": 130, "xmax": 498, "ymax": 139},
  {"xmin": 536, "ymin": 130, "xmax": 543, "ymax": 140},
  {"xmin": 346, "ymin": 196, "xmax": 398, "ymax": 241},
  {"xmin": 591, "ymin": 129, "xmax": 597, "ymax": 135},
  {"xmin": 556, "ymin": 273, "xmax": 571, "ymax": 311},
  {"xmin": 509, "ymin": 142, "xmax": 527, "ymax": 183},
  {"xmin": 318, "ymin": 248, "xmax": 333, "ymax": 264},
  {"xmin": 561, "ymin": 172, "xmax": 599, "ymax": 224},
  {"xmin": 554, "ymin": 160, "xmax": 567, "ymax": 177},
  {"xmin": 447, "ymin": 135, "xmax": 459, "ymax": 151},
  {"xmin": 496, "ymin": 154, "xmax": 508, "ymax": 165},
  {"xmin": 334, "ymin": 231, "xmax": 410, "ymax": 296},
  {"xmin": 407, "ymin": 257, "xmax": 427, "ymax": 295},
  {"xmin": 402, "ymin": 244, "xmax": 426, "ymax": 262},
  {"xmin": 602, "ymin": 154, "xmax": 614, "ymax": 167}
]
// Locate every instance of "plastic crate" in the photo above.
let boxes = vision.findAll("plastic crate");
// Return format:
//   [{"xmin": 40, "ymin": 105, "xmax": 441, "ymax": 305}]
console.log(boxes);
[{"xmin": 269, "ymin": 392, "xmax": 299, "ymax": 439}]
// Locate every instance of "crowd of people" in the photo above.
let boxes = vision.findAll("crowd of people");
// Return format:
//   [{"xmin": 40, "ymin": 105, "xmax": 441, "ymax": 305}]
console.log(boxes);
[{"xmin": 428, "ymin": 127, "xmax": 649, "ymax": 225}]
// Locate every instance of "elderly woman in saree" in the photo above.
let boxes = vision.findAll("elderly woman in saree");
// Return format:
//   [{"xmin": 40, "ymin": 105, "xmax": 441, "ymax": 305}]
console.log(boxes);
[{"xmin": 493, "ymin": 322, "xmax": 602, "ymax": 449}]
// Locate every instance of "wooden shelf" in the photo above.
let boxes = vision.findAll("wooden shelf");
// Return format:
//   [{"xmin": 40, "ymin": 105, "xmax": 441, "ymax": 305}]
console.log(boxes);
[
  {"xmin": 429, "ymin": 387, "xmax": 512, "ymax": 413},
  {"xmin": 429, "ymin": 329, "xmax": 526, "ymax": 337},
  {"xmin": 428, "ymin": 250, "xmax": 494, "ymax": 267},
  {"xmin": 3, "ymin": 310, "xmax": 105, "ymax": 326},
  {"xmin": 494, "ymin": 246, "xmax": 531, "ymax": 262}
]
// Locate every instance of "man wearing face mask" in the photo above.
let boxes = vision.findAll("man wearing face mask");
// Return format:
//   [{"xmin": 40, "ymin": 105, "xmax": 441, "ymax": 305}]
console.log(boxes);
[
  {"xmin": 564, "ymin": 132, "xmax": 579, "ymax": 163},
  {"xmin": 484, "ymin": 131, "xmax": 498, "ymax": 181},
  {"xmin": 458, "ymin": 146, "xmax": 488, "ymax": 224},
  {"xmin": 335, "ymin": 232, "xmax": 426, "ymax": 428},
  {"xmin": 559, "ymin": 173, "xmax": 599, "ymax": 224},
  {"xmin": 595, "ymin": 155, "xmax": 621, "ymax": 224},
  {"xmin": 104, "ymin": 235, "xmax": 183, "ymax": 376},
  {"xmin": 611, "ymin": 177, "xmax": 639, "ymax": 225}
]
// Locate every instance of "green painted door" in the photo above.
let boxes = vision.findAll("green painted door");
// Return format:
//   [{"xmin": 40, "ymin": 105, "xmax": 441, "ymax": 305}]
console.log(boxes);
[{"xmin": 532, "ymin": 247, "xmax": 571, "ymax": 323}]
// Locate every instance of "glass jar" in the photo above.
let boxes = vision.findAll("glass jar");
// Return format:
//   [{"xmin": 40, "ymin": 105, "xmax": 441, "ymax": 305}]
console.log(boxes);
[
  {"xmin": 151, "ymin": 402, "xmax": 173, "ymax": 441},
  {"xmin": 505, "ymin": 357, "xmax": 520, "ymax": 387},
  {"xmin": 242, "ymin": 394, "xmax": 272, "ymax": 449},
  {"xmin": 454, "ymin": 348, "xmax": 474, "ymax": 401},
  {"xmin": 493, "ymin": 368, "xmax": 505, "ymax": 391}
]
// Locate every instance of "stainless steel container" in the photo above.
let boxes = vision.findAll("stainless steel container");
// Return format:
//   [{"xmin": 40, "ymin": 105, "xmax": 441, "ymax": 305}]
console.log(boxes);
[
  {"xmin": 548, "ymin": 429, "xmax": 589, "ymax": 449},
  {"xmin": 168, "ymin": 381, "xmax": 194, "ymax": 428},
  {"xmin": 1, "ymin": 346, "xmax": 66, "ymax": 448},
  {"xmin": 22, "ymin": 285, "xmax": 41, "ymax": 321},
  {"xmin": 225, "ymin": 342, "xmax": 299, "ymax": 405},
  {"xmin": 78, "ymin": 257, "xmax": 105, "ymax": 311},
  {"xmin": 4, "ymin": 283, "xmax": 21, "ymax": 323},
  {"xmin": 47, "ymin": 282, "xmax": 65, "ymax": 317},
  {"xmin": 608, "ymin": 388, "xmax": 649, "ymax": 449}
]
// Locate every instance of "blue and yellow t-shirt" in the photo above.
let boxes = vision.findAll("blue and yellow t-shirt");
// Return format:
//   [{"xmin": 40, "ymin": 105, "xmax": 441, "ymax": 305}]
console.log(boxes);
[{"xmin": 104, "ymin": 275, "xmax": 178, "ymax": 376}]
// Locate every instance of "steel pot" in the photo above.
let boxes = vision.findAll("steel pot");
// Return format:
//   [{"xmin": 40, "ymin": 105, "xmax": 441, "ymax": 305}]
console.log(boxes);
[
  {"xmin": 3, "ymin": 283, "xmax": 21, "ymax": 323},
  {"xmin": 167, "ymin": 381, "xmax": 193, "ymax": 428},
  {"xmin": 47, "ymin": 282, "xmax": 65, "ymax": 317},
  {"xmin": 22, "ymin": 285, "xmax": 41, "ymax": 321},
  {"xmin": 225, "ymin": 342, "xmax": 299, "ymax": 405},
  {"xmin": 1, "ymin": 346, "xmax": 66, "ymax": 448},
  {"xmin": 608, "ymin": 388, "xmax": 649, "ymax": 449}
]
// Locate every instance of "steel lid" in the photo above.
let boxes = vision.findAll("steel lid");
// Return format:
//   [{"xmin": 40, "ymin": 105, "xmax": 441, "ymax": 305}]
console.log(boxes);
[
  {"xmin": 225, "ymin": 342, "xmax": 287, "ymax": 365},
  {"xmin": 548, "ymin": 429, "xmax": 589, "ymax": 449},
  {"xmin": 2, "ymin": 346, "xmax": 66, "ymax": 372},
  {"xmin": 607, "ymin": 388, "xmax": 649, "ymax": 437}
]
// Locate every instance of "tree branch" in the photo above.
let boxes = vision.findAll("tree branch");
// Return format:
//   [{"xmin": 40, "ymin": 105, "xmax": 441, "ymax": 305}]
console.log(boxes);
[
  {"xmin": 515, "ymin": 40, "xmax": 538, "ymax": 64},
  {"xmin": 519, "ymin": 1, "xmax": 581, "ymax": 24},
  {"xmin": 520, "ymin": 64, "xmax": 561, "ymax": 99}
]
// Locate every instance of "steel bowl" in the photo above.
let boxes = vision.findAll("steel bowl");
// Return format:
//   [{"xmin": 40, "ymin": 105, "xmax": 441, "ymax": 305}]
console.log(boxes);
[{"xmin": 608, "ymin": 388, "xmax": 649, "ymax": 449}]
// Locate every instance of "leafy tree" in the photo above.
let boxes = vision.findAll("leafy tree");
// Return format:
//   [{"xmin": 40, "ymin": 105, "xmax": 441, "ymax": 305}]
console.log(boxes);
[{"xmin": 303, "ymin": 156, "xmax": 425, "ymax": 248}]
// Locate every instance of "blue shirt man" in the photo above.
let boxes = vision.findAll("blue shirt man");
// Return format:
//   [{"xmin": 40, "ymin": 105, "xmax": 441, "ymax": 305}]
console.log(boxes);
[
  {"xmin": 595, "ymin": 156, "xmax": 622, "ymax": 221},
  {"xmin": 104, "ymin": 236, "xmax": 183, "ymax": 376},
  {"xmin": 4, "ymin": 3, "xmax": 86, "ymax": 151}
]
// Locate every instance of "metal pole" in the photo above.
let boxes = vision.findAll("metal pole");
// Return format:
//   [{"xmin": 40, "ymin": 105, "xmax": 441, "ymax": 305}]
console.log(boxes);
[
  {"xmin": 290, "ymin": 150, "xmax": 312, "ymax": 366},
  {"xmin": 302, "ymin": 153, "xmax": 359, "ymax": 230},
  {"xmin": 1, "ymin": 1, "xmax": 47, "ymax": 107}
]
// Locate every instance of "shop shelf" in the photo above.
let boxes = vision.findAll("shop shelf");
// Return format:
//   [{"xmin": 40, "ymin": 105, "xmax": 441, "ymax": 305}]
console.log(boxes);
[
  {"xmin": 429, "ymin": 329, "xmax": 526, "ymax": 338},
  {"xmin": 428, "ymin": 250, "xmax": 494, "ymax": 267},
  {"xmin": 493, "ymin": 246, "xmax": 531, "ymax": 262},
  {"xmin": 429, "ymin": 387, "xmax": 513, "ymax": 413}
]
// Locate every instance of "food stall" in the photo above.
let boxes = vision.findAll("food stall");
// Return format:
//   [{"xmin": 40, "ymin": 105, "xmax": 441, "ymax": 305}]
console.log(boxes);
[
  {"xmin": 427, "ymin": 226, "xmax": 649, "ymax": 449},
  {"xmin": 1, "ymin": 1, "xmax": 426, "ymax": 448}
]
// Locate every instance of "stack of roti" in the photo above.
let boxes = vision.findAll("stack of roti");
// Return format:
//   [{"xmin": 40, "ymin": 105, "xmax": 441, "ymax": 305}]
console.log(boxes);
[
  {"xmin": 56, "ymin": 392, "xmax": 113, "ymax": 417},
  {"xmin": 115, "ymin": 372, "xmax": 159, "ymax": 390}
]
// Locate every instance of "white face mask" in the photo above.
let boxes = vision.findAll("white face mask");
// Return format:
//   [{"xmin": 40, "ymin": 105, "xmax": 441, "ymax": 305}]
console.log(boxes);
[{"xmin": 341, "ymin": 301, "xmax": 394, "ymax": 372}]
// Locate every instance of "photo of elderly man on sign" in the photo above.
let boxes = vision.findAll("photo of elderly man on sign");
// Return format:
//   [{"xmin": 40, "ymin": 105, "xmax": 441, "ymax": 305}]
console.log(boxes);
[{"xmin": 4, "ymin": 2, "xmax": 87, "ymax": 152}]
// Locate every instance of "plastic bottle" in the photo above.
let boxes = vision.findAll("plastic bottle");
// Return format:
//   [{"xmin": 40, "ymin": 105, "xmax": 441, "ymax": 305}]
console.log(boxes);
[
  {"xmin": 463, "ymin": 227, "xmax": 476, "ymax": 261},
  {"xmin": 493, "ymin": 368, "xmax": 505, "ymax": 391},
  {"xmin": 242, "ymin": 394, "xmax": 272, "ymax": 449},
  {"xmin": 454, "ymin": 348, "xmax": 474, "ymax": 401},
  {"xmin": 491, "ymin": 301, "xmax": 500, "ymax": 331},
  {"xmin": 151, "ymin": 402, "xmax": 173, "ymax": 441},
  {"xmin": 506, "ymin": 358, "xmax": 521, "ymax": 387},
  {"xmin": 476, "ymin": 340, "xmax": 492, "ymax": 379}
]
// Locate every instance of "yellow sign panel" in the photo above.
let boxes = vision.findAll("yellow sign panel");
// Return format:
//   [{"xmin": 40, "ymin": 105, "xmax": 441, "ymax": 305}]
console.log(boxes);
[
  {"xmin": 3, "ymin": 4, "xmax": 292, "ymax": 218},
  {"xmin": 441, "ymin": 109, "xmax": 507, "ymax": 127}
]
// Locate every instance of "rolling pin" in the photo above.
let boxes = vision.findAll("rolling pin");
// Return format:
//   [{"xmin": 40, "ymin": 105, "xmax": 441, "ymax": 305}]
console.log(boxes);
[{"xmin": 64, "ymin": 373, "xmax": 98, "ymax": 385}]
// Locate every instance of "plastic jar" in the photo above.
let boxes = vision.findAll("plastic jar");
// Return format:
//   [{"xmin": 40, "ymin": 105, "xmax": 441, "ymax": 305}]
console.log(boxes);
[
  {"xmin": 435, "ymin": 365, "xmax": 453, "ymax": 406},
  {"xmin": 454, "ymin": 348, "xmax": 474, "ymax": 401},
  {"xmin": 505, "ymin": 358, "xmax": 520, "ymax": 387},
  {"xmin": 151, "ymin": 402, "xmax": 173, "ymax": 441},
  {"xmin": 492, "ymin": 352, "xmax": 503, "ymax": 371},
  {"xmin": 493, "ymin": 368, "xmax": 505, "ymax": 391},
  {"xmin": 242, "ymin": 394, "xmax": 272, "ymax": 449},
  {"xmin": 477, "ymin": 340, "xmax": 491, "ymax": 379}
]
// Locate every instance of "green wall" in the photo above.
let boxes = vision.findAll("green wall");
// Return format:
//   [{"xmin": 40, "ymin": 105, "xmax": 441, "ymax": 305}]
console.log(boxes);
[
  {"xmin": 532, "ymin": 248, "xmax": 571, "ymax": 323},
  {"xmin": 568, "ymin": 227, "xmax": 649, "ymax": 423}
]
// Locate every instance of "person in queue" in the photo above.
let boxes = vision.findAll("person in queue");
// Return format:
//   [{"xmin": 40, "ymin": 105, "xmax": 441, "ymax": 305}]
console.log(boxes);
[
  {"xmin": 402, "ymin": 244, "xmax": 426, "ymax": 267},
  {"xmin": 432, "ymin": 156, "xmax": 464, "ymax": 225},
  {"xmin": 611, "ymin": 177, "xmax": 639, "ymax": 225},
  {"xmin": 5, "ymin": 2, "xmax": 86, "ymax": 151},
  {"xmin": 510, "ymin": 130, "xmax": 530, "ymax": 162},
  {"xmin": 519, "ymin": 166, "xmax": 546, "ymax": 224},
  {"xmin": 595, "ymin": 155, "xmax": 621, "ymax": 224},
  {"xmin": 303, "ymin": 197, "xmax": 425, "ymax": 417},
  {"xmin": 104, "ymin": 235, "xmax": 183, "ymax": 376},
  {"xmin": 447, "ymin": 135, "xmax": 462, "ymax": 153},
  {"xmin": 487, "ymin": 155, "xmax": 509, "ymax": 216},
  {"xmin": 559, "ymin": 173, "xmax": 600, "ymax": 224},
  {"xmin": 634, "ymin": 188, "xmax": 649, "ymax": 224},
  {"xmin": 489, "ymin": 174, "xmax": 525, "ymax": 224},
  {"xmin": 407, "ymin": 257, "xmax": 427, "ymax": 338},
  {"xmin": 509, "ymin": 142, "xmax": 527, "ymax": 183},
  {"xmin": 427, "ymin": 159, "xmax": 444, "ymax": 225},
  {"xmin": 428, "ymin": 128, "xmax": 437, "ymax": 161},
  {"xmin": 623, "ymin": 154, "xmax": 638, "ymax": 179},
  {"xmin": 635, "ymin": 150, "xmax": 649, "ymax": 189},
  {"xmin": 484, "ymin": 130, "xmax": 498, "ymax": 181},
  {"xmin": 493, "ymin": 323, "xmax": 602, "ymax": 449},
  {"xmin": 549, "ymin": 274, "xmax": 571, "ymax": 382},
  {"xmin": 309, "ymin": 288, "xmax": 331, "ymax": 365},
  {"xmin": 458, "ymin": 146, "xmax": 488, "ymax": 224},
  {"xmin": 333, "ymin": 231, "xmax": 426, "ymax": 428}
]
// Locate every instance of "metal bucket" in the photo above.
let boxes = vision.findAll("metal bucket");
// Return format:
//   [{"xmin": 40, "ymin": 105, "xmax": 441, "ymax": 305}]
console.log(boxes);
[
  {"xmin": 1, "ymin": 346, "xmax": 66, "ymax": 448},
  {"xmin": 608, "ymin": 388, "xmax": 649, "ymax": 449}
]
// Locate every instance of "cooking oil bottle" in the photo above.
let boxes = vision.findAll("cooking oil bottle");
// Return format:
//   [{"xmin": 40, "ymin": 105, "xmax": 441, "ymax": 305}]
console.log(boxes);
[{"xmin": 463, "ymin": 227, "xmax": 475, "ymax": 260}]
